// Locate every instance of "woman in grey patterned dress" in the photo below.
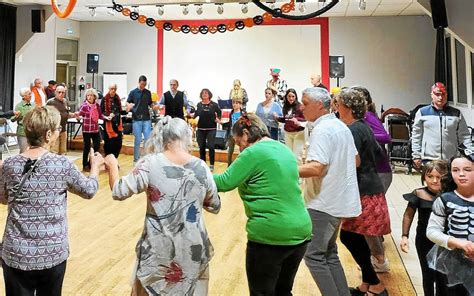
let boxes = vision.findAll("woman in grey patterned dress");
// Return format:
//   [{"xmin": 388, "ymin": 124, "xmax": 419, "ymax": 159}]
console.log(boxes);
[
  {"xmin": 0, "ymin": 106, "xmax": 103, "ymax": 296},
  {"xmin": 104, "ymin": 116, "xmax": 221, "ymax": 296}
]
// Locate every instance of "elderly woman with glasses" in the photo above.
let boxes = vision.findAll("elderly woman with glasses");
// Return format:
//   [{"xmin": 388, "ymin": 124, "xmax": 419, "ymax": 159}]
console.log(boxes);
[
  {"xmin": 104, "ymin": 116, "xmax": 221, "ymax": 296},
  {"xmin": 336, "ymin": 88, "xmax": 391, "ymax": 296},
  {"xmin": 0, "ymin": 106, "xmax": 103, "ymax": 296},
  {"xmin": 101, "ymin": 84, "xmax": 123, "ymax": 159}
]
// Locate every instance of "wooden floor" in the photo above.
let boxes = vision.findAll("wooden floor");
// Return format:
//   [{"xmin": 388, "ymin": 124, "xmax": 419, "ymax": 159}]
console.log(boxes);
[{"xmin": 0, "ymin": 155, "xmax": 416, "ymax": 295}]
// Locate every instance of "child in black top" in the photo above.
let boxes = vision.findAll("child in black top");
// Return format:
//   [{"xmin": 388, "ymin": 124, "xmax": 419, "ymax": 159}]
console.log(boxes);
[{"xmin": 400, "ymin": 160, "xmax": 448, "ymax": 296}]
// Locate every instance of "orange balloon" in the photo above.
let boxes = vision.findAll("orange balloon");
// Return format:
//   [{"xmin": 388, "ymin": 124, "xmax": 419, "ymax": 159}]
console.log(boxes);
[
  {"xmin": 191, "ymin": 26, "xmax": 199, "ymax": 34},
  {"xmin": 173, "ymin": 26, "xmax": 181, "ymax": 32},
  {"xmin": 122, "ymin": 8, "xmax": 131, "ymax": 16},
  {"xmin": 244, "ymin": 18, "xmax": 254, "ymax": 28},
  {"xmin": 155, "ymin": 21, "xmax": 164, "ymax": 29},
  {"xmin": 51, "ymin": 0, "xmax": 77, "ymax": 18},
  {"xmin": 138, "ymin": 15, "xmax": 147, "ymax": 24},
  {"xmin": 227, "ymin": 23, "xmax": 235, "ymax": 31},
  {"xmin": 282, "ymin": 4, "xmax": 291, "ymax": 13}
]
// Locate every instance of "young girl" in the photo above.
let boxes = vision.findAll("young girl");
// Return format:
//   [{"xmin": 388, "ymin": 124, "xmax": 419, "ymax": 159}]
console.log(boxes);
[
  {"xmin": 77, "ymin": 88, "xmax": 102, "ymax": 171},
  {"xmin": 400, "ymin": 160, "xmax": 449, "ymax": 296},
  {"xmin": 426, "ymin": 149, "xmax": 474, "ymax": 295}
]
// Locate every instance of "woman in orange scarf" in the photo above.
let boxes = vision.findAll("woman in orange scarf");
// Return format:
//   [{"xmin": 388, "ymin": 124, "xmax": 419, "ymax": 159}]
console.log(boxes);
[{"xmin": 101, "ymin": 84, "xmax": 123, "ymax": 158}]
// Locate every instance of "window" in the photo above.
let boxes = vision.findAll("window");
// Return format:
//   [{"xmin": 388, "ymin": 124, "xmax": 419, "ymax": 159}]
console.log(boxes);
[
  {"xmin": 455, "ymin": 40, "xmax": 467, "ymax": 104},
  {"xmin": 56, "ymin": 38, "xmax": 78, "ymax": 61}
]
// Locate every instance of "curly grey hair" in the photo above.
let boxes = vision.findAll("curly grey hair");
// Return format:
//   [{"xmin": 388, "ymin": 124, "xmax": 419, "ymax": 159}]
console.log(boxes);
[{"xmin": 145, "ymin": 116, "xmax": 192, "ymax": 153}]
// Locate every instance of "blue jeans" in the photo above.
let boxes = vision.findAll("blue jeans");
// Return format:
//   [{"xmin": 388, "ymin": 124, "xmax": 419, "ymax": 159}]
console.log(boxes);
[
  {"xmin": 267, "ymin": 126, "xmax": 279, "ymax": 141},
  {"xmin": 132, "ymin": 120, "xmax": 152, "ymax": 162}
]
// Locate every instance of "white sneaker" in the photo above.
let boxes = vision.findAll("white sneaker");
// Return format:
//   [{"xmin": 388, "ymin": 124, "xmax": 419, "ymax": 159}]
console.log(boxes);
[{"xmin": 371, "ymin": 255, "xmax": 390, "ymax": 273}]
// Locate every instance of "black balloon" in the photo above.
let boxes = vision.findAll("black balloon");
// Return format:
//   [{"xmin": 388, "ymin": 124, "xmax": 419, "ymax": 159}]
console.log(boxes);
[
  {"xmin": 181, "ymin": 25, "xmax": 191, "ymax": 34},
  {"xmin": 130, "ymin": 11, "xmax": 139, "ymax": 20},
  {"xmin": 235, "ymin": 21, "xmax": 245, "ymax": 30},
  {"xmin": 217, "ymin": 24, "xmax": 227, "ymax": 33},
  {"xmin": 253, "ymin": 15, "xmax": 263, "ymax": 25},
  {"xmin": 146, "ymin": 18, "xmax": 155, "ymax": 27},
  {"xmin": 199, "ymin": 25, "xmax": 209, "ymax": 34},
  {"xmin": 114, "ymin": 4, "xmax": 123, "ymax": 12},
  {"xmin": 163, "ymin": 22, "xmax": 173, "ymax": 31}
]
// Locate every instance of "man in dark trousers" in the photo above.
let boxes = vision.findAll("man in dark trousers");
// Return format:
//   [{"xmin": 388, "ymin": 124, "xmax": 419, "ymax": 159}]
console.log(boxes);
[
  {"xmin": 126, "ymin": 75, "xmax": 159, "ymax": 162},
  {"xmin": 158, "ymin": 79, "xmax": 191, "ymax": 119}
]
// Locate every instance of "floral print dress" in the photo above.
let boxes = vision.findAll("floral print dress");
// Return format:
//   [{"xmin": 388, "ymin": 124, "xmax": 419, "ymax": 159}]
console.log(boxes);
[{"xmin": 112, "ymin": 153, "xmax": 221, "ymax": 295}]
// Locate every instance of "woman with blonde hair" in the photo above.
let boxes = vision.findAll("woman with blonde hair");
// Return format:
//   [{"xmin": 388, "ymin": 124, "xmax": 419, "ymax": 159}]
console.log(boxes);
[
  {"xmin": 104, "ymin": 116, "xmax": 221, "ymax": 296},
  {"xmin": 0, "ymin": 106, "xmax": 102, "ymax": 296},
  {"xmin": 229, "ymin": 79, "xmax": 248, "ymax": 111}
]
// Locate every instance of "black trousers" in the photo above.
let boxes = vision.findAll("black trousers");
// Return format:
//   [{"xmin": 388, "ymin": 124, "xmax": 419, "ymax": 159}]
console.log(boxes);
[
  {"xmin": 196, "ymin": 129, "xmax": 216, "ymax": 165},
  {"xmin": 103, "ymin": 131, "xmax": 123, "ymax": 158},
  {"xmin": 246, "ymin": 240, "xmax": 308, "ymax": 296},
  {"xmin": 82, "ymin": 132, "xmax": 101, "ymax": 168},
  {"xmin": 416, "ymin": 232, "xmax": 447, "ymax": 296},
  {"xmin": 3, "ymin": 260, "xmax": 67, "ymax": 296},
  {"xmin": 340, "ymin": 229, "xmax": 380, "ymax": 285}
]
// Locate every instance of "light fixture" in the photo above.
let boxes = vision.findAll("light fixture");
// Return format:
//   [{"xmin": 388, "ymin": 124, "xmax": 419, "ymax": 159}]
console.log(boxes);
[
  {"xmin": 358, "ymin": 0, "xmax": 366, "ymax": 10},
  {"xmin": 241, "ymin": 3, "xmax": 248, "ymax": 14},
  {"xmin": 269, "ymin": 2, "xmax": 275, "ymax": 9},
  {"xmin": 182, "ymin": 5, "xmax": 189, "ymax": 15},
  {"xmin": 157, "ymin": 5, "xmax": 164, "ymax": 16},
  {"xmin": 89, "ymin": 7, "xmax": 96, "ymax": 17},
  {"xmin": 131, "ymin": 6, "xmax": 139, "ymax": 14},
  {"xmin": 195, "ymin": 4, "xmax": 203, "ymax": 15},
  {"xmin": 318, "ymin": 0, "xmax": 326, "ymax": 8},
  {"xmin": 298, "ymin": 1, "xmax": 306, "ymax": 13},
  {"xmin": 106, "ymin": 6, "xmax": 115, "ymax": 16},
  {"xmin": 217, "ymin": 3, "xmax": 224, "ymax": 14}
]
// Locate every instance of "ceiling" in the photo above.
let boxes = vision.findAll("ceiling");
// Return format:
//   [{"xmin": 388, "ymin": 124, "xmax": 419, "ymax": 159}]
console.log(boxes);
[{"xmin": 1, "ymin": 0, "xmax": 425, "ymax": 21}]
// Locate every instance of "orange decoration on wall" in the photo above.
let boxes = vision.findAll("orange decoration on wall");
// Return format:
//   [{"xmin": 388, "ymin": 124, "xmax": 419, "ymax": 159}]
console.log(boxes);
[
  {"xmin": 51, "ymin": 0, "xmax": 77, "ymax": 18},
  {"xmin": 173, "ymin": 26, "xmax": 181, "ymax": 32},
  {"xmin": 262, "ymin": 12, "xmax": 273, "ymax": 23},
  {"xmin": 138, "ymin": 15, "xmax": 147, "ymax": 24},
  {"xmin": 122, "ymin": 8, "xmax": 131, "ymax": 16},
  {"xmin": 244, "ymin": 18, "xmax": 254, "ymax": 27},
  {"xmin": 209, "ymin": 26, "xmax": 217, "ymax": 34},
  {"xmin": 155, "ymin": 21, "xmax": 164, "ymax": 29}
]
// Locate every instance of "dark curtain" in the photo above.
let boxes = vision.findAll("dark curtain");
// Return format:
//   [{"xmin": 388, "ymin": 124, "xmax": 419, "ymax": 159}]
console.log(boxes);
[
  {"xmin": 0, "ymin": 4, "xmax": 16, "ymax": 113},
  {"xmin": 434, "ymin": 28, "xmax": 446, "ymax": 84}
]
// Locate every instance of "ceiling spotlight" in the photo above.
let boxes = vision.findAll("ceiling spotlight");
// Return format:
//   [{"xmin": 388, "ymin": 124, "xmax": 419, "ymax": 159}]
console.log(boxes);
[
  {"xmin": 106, "ymin": 7, "xmax": 115, "ymax": 16},
  {"xmin": 217, "ymin": 3, "xmax": 224, "ymax": 14},
  {"xmin": 132, "ymin": 6, "xmax": 139, "ymax": 14},
  {"xmin": 182, "ymin": 5, "xmax": 189, "ymax": 15},
  {"xmin": 298, "ymin": 2, "xmax": 306, "ymax": 13},
  {"xmin": 358, "ymin": 0, "xmax": 366, "ymax": 10},
  {"xmin": 195, "ymin": 4, "xmax": 203, "ymax": 15},
  {"xmin": 318, "ymin": 0, "xmax": 326, "ymax": 8},
  {"xmin": 269, "ymin": 2, "xmax": 275, "ymax": 9},
  {"xmin": 157, "ymin": 5, "xmax": 164, "ymax": 16},
  {"xmin": 241, "ymin": 3, "xmax": 248, "ymax": 14},
  {"xmin": 89, "ymin": 7, "xmax": 96, "ymax": 17}
]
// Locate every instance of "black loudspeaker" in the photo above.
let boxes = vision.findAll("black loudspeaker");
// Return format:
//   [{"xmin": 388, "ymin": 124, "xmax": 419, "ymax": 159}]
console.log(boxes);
[
  {"xmin": 31, "ymin": 10, "xmax": 45, "ymax": 33},
  {"xmin": 214, "ymin": 130, "xmax": 228, "ymax": 150},
  {"xmin": 86, "ymin": 54, "xmax": 99, "ymax": 73},
  {"xmin": 430, "ymin": 0, "xmax": 448, "ymax": 28},
  {"xmin": 329, "ymin": 56, "xmax": 345, "ymax": 78}
]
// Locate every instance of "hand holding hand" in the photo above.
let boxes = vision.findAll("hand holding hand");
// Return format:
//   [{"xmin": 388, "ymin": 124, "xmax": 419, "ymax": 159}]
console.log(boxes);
[
  {"xmin": 400, "ymin": 236, "xmax": 409, "ymax": 253},
  {"xmin": 461, "ymin": 240, "xmax": 474, "ymax": 259},
  {"xmin": 414, "ymin": 159, "xmax": 422, "ymax": 168},
  {"xmin": 214, "ymin": 112, "xmax": 221, "ymax": 124},
  {"xmin": 126, "ymin": 103, "xmax": 135, "ymax": 112},
  {"xmin": 289, "ymin": 117, "xmax": 299, "ymax": 125},
  {"xmin": 89, "ymin": 148, "xmax": 104, "ymax": 168},
  {"xmin": 104, "ymin": 154, "xmax": 119, "ymax": 170},
  {"xmin": 13, "ymin": 111, "xmax": 21, "ymax": 117}
]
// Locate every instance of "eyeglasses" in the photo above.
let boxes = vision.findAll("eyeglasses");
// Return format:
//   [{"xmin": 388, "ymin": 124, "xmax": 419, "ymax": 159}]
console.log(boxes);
[
  {"xmin": 57, "ymin": 91, "xmax": 65, "ymax": 94},
  {"xmin": 56, "ymin": 126, "xmax": 62, "ymax": 132}
]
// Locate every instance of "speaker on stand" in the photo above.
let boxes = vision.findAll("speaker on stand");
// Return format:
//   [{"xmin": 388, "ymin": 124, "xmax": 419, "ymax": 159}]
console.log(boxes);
[
  {"xmin": 31, "ymin": 10, "xmax": 45, "ymax": 33},
  {"xmin": 329, "ymin": 56, "xmax": 345, "ymax": 87},
  {"xmin": 86, "ymin": 54, "xmax": 99, "ymax": 88}
]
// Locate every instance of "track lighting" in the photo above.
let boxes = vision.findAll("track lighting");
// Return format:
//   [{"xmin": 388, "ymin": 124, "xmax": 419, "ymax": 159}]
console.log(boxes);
[
  {"xmin": 358, "ymin": 0, "xmax": 366, "ymax": 10},
  {"xmin": 132, "ymin": 6, "xmax": 139, "ymax": 14},
  {"xmin": 195, "ymin": 4, "xmax": 203, "ymax": 15},
  {"xmin": 106, "ymin": 6, "xmax": 115, "ymax": 16},
  {"xmin": 89, "ymin": 7, "xmax": 96, "ymax": 17},
  {"xmin": 157, "ymin": 5, "xmax": 164, "ymax": 16},
  {"xmin": 241, "ymin": 3, "xmax": 248, "ymax": 14},
  {"xmin": 217, "ymin": 3, "xmax": 224, "ymax": 14},
  {"xmin": 182, "ymin": 5, "xmax": 189, "ymax": 15}
]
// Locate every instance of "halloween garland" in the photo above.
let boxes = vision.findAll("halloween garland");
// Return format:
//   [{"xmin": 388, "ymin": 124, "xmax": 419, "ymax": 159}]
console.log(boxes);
[{"xmin": 112, "ymin": 0, "xmax": 295, "ymax": 34}]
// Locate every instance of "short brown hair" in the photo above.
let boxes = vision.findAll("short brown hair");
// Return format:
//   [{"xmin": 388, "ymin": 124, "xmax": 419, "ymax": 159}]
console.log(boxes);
[
  {"xmin": 23, "ymin": 106, "xmax": 61, "ymax": 146},
  {"xmin": 422, "ymin": 160, "xmax": 449, "ymax": 184}
]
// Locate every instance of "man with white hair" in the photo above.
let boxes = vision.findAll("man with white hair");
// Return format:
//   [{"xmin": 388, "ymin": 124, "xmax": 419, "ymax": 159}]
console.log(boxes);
[
  {"xmin": 299, "ymin": 87, "xmax": 361, "ymax": 296},
  {"xmin": 11, "ymin": 88, "xmax": 35, "ymax": 152},
  {"xmin": 158, "ymin": 79, "xmax": 191, "ymax": 119},
  {"xmin": 46, "ymin": 85, "xmax": 75, "ymax": 155},
  {"xmin": 31, "ymin": 78, "xmax": 47, "ymax": 106},
  {"xmin": 310, "ymin": 74, "xmax": 328, "ymax": 90}
]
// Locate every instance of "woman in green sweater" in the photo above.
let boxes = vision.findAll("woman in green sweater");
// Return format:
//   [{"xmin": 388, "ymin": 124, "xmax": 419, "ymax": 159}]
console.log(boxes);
[{"xmin": 214, "ymin": 113, "xmax": 312, "ymax": 296}]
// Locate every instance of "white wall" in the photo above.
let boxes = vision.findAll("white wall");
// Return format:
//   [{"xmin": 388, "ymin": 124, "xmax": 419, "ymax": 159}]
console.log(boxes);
[
  {"xmin": 163, "ymin": 26, "xmax": 321, "ymax": 111},
  {"xmin": 329, "ymin": 16, "xmax": 436, "ymax": 113},
  {"xmin": 78, "ymin": 21, "xmax": 157, "ymax": 100}
]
